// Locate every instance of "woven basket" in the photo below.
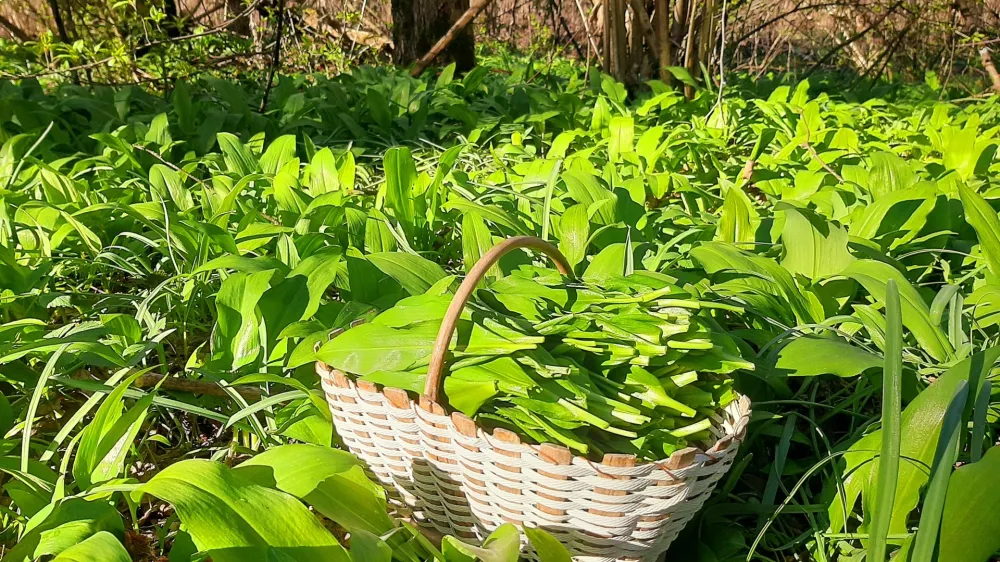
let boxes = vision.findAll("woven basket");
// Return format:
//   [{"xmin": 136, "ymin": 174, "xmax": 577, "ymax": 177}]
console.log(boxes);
[{"xmin": 317, "ymin": 236, "xmax": 752, "ymax": 562}]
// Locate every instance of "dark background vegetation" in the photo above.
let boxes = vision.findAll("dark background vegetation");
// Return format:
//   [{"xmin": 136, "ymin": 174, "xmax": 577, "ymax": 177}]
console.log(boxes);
[{"xmin": 2, "ymin": 0, "xmax": 1000, "ymax": 95}]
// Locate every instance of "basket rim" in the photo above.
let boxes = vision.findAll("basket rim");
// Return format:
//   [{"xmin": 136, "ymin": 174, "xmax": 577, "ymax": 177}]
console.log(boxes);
[{"xmin": 316, "ymin": 359, "xmax": 751, "ymax": 471}]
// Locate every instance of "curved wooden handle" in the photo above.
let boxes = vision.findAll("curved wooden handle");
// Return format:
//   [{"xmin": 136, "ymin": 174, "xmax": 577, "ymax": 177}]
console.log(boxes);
[{"xmin": 422, "ymin": 236, "xmax": 573, "ymax": 403}]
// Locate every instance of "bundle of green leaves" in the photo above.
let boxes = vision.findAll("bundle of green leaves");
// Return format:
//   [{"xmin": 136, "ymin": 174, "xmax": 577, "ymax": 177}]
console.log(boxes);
[{"xmin": 318, "ymin": 266, "xmax": 752, "ymax": 461}]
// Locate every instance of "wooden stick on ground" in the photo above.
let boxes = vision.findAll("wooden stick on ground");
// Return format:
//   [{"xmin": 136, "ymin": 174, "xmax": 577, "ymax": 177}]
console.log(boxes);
[
  {"xmin": 73, "ymin": 370, "xmax": 263, "ymax": 399},
  {"xmin": 410, "ymin": 0, "xmax": 496, "ymax": 77}
]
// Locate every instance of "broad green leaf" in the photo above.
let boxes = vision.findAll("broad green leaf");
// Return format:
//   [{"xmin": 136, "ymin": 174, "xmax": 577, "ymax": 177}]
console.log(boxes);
[
  {"xmin": 938, "ymin": 446, "xmax": 1000, "ymax": 562},
  {"xmin": 583, "ymin": 243, "xmax": 626, "ymax": 283},
  {"xmin": 215, "ymin": 270, "xmax": 275, "ymax": 369},
  {"xmin": 259, "ymin": 250, "xmax": 341, "ymax": 349},
  {"xmin": 842, "ymin": 260, "xmax": 952, "ymax": 361},
  {"xmin": 367, "ymin": 252, "xmax": 446, "ymax": 295},
  {"xmin": 260, "ymin": 135, "xmax": 296, "ymax": 175},
  {"xmin": 234, "ymin": 444, "xmax": 393, "ymax": 535},
  {"xmin": 442, "ymin": 523, "xmax": 520, "ymax": 562},
  {"xmin": 384, "ymin": 146, "xmax": 416, "ymax": 227},
  {"xmin": 1, "ymin": 498, "xmax": 124, "ymax": 562},
  {"xmin": 779, "ymin": 205, "xmax": 854, "ymax": 279},
  {"xmin": 347, "ymin": 530, "xmax": 392, "ymax": 562},
  {"xmin": 562, "ymin": 170, "xmax": 616, "ymax": 225},
  {"xmin": 149, "ymin": 164, "xmax": 194, "ymax": 212},
  {"xmin": 829, "ymin": 348, "xmax": 999, "ymax": 535},
  {"xmin": 138, "ymin": 460, "xmax": 349, "ymax": 562},
  {"xmin": 308, "ymin": 147, "xmax": 340, "ymax": 195},
  {"xmin": 524, "ymin": 527, "xmax": 572, "ymax": 562},
  {"xmin": 51, "ymin": 531, "xmax": 130, "ymax": 562},
  {"xmin": 716, "ymin": 187, "xmax": 759, "ymax": 246},
  {"xmin": 73, "ymin": 371, "xmax": 150, "ymax": 490},
  {"xmin": 317, "ymin": 322, "xmax": 439, "ymax": 375},
  {"xmin": 557, "ymin": 203, "xmax": 589, "ymax": 271},
  {"xmin": 366, "ymin": 89, "xmax": 393, "ymax": 129},
  {"xmin": 608, "ymin": 116, "xmax": 634, "ymax": 162},
  {"xmin": 462, "ymin": 211, "xmax": 500, "ymax": 281},
  {"xmin": 866, "ymin": 151, "xmax": 916, "ymax": 197},
  {"xmin": 774, "ymin": 336, "xmax": 881, "ymax": 377},
  {"xmin": 693, "ymin": 241, "xmax": 820, "ymax": 324},
  {"xmin": 958, "ymin": 182, "xmax": 1000, "ymax": 277},
  {"xmin": 217, "ymin": 132, "xmax": 259, "ymax": 176},
  {"xmin": 848, "ymin": 186, "xmax": 936, "ymax": 249},
  {"xmin": 145, "ymin": 112, "xmax": 171, "ymax": 145}
]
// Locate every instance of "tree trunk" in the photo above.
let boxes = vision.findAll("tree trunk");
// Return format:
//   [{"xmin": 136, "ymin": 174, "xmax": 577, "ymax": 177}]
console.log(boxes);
[
  {"xmin": 604, "ymin": 0, "xmax": 627, "ymax": 81},
  {"xmin": 682, "ymin": 0, "xmax": 698, "ymax": 98},
  {"xmin": 46, "ymin": 0, "xmax": 70, "ymax": 43},
  {"xmin": 0, "ymin": 12, "xmax": 29, "ymax": 41},
  {"xmin": 392, "ymin": 0, "xmax": 475, "ymax": 72},
  {"xmin": 655, "ymin": 0, "xmax": 671, "ymax": 82}
]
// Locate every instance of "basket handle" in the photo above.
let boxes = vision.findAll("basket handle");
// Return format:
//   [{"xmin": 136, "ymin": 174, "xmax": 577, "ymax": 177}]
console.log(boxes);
[{"xmin": 423, "ymin": 236, "xmax": 573, "ymax": 403}]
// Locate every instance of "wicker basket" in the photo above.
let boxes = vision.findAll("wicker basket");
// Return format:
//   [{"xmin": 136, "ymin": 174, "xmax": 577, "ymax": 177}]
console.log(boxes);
[{"xmin": 317, "ymin": 237, "xmax": 752, "ymax": 562}]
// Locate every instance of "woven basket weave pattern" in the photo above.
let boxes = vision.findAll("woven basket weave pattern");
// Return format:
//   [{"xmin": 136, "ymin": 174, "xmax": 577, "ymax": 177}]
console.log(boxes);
[{"xmin": 318, "ymin": 362, "xmax": 751, "ymax": 562}]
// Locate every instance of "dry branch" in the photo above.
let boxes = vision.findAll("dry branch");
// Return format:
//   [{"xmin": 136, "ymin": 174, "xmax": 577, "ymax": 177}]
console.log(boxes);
[{"xmin": 409, "ymin": 0, "xmax": 495, "ymax": 77}]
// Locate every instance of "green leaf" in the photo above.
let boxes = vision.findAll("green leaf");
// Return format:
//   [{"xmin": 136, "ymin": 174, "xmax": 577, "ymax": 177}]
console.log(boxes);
[
  {"xmin": 938, "ymin": 446, "xmax": 1000, "ymax": 562},
  {"xmin": 692, "ymin": 241, "xmax": 820, "ymax": 324},
  {"xmin": 778, "ymin": 205, "xmax": 854, "ymax": 279},
  {"xmin": 72, "ymin": 371, "xmax": 154, "ymax": 490},
  {"xmin": 866, "ymin": 151, "xmax": 917, "ymax": 197},
  {"xmin": 829, "ymin": 348, "xmax": 998, "ymax": 536},
  {"xmin": 367, "ymin": 252, "xmax": 446, "ymax": 296},
  {"xmin": 608, "ymin": 116, "xmax": 634, "ymax": 162},
  {"xmin": 51, "ymin": 531, "xmax": 130, "ymax": 562},
  {"xmin": 524, "ymin": 527, "xmax": 571, "ymax": 562},
  {"xmin": 1, "ymin": 497, "xmax": 124, "ymax": 562},
  {"xmin": 215, "ymin": 270, "xmax": 275, "ymax": 370},
  {"xmin": 462, "ymin": 211, "xmax": 500, "ymax": 281},
  {"xmin": 234, "ymin": 444, "xmax": 394, "ymax": 535},
  {"xmin": 958, "ymin": 182, "xmax": 1000, "ymax": 277},
  {"xmin": 367, "ymin": 89, "xmax": 393, "ymax": 130},
  {"xmin": 848, "ymin": 186, "xmax": 936, "ymax": 249},
  {"xmin": 442, "ymin": 523, "xmax": 521, "ymax": 562},
  {"xmin": 912, "ymin": 381, "xmax": 968, "ymax": 562},
  {"xmin": 145, "ymin": 112, "xmax": 171, "ymax": 145},
  {"xmin": 149, "ymin": 164, "xmax": 194, "ymax": 211},
  {"xmin": 308, "ymin": 147, "xmax": 340, "ymax": 195},
  {"xmin": 217, "ymin": 132, "xmax": 259, "ymax": 176},
  {"xmin": 562, "ymin": 170, "xmax": 616, "ymax": 225},
  {"xmin": 583, "ymin": 243, "xmax": 626, "ymax": 283},
  {"xmin": 260, "ymin": 135, "xmax": 296, "ymax": 176},
  {"xmin": 716, "ymin": 186, "xmax": 759, "ymax": 246},
  {"xmin": 259, "ymin": 250, "xmax": 341, "ymax": 349},
  {"xmin": 773, "ymin": 336, "xmax": 881, "ymax": 377},
  {"xmin": 665, "ymin": 66, "xmax": 697, "ymax": 87},
  {"xmin": 384, "ymin": 146, "xmax": 416, "ymax": 227},
  {"xmin": 842, "ymin": 260, "xmax": 952, "ymax": 361},
  {"xmin": 347, "ymin": 530, "xmax": 392, "ymax": 562},
  {"xmin": 869, "ymin": 279, "xmax": 902, "ymax": 562},
  {"xmin": 557, "ymin": 203, "xmax": 589, "ymax": 271},
  {"xmin": 317, "ymin": 322, "xmax": 438, "ymax": 375},
  {"xmin": 138, "ymin": 459, "xmax": 349, "ymax": 562}
]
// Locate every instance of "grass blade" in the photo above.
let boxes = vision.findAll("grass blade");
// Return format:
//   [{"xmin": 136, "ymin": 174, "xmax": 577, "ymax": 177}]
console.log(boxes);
[
  {"xmin": 21, "ymin": 345, "xmax": 69, "ymax": 472},
  {"xmin": 869, "ymin": 278, "xmax": 902, "ymax": 562},
  {"xmin": 970, "ymin": 377, "xmax": 991, "ymax": 463},
  {"xmin": 540, "ymin": 159, "xmax": 563, "ymax": 241},
  {"xmin": 758, "ymin": 415, "xmax": 795, "ymax": 530},
  {"xmin": 911, "ymin": 380, "xmax": 970, "ymax": 562}
]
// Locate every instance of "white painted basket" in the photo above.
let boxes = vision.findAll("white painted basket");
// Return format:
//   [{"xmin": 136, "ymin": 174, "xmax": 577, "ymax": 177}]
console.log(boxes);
[{"xmin": 317, "ymin": 237, "xmax": 751, "ymax": 561}]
